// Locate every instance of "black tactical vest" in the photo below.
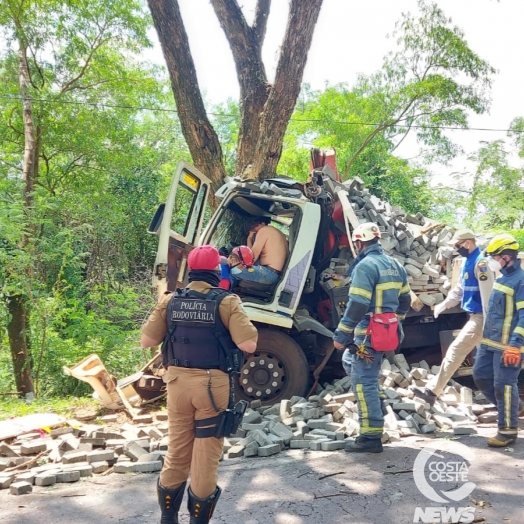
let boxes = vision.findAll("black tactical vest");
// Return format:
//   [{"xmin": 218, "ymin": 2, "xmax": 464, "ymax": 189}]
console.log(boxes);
[{"xmin": 161, "ymin": 287, "xmax": 243, "ymax": 374}]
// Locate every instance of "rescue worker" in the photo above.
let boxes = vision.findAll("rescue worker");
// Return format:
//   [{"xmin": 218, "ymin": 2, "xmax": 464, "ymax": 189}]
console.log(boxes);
[
  {"xmin": 230, "ymin": 217, "xmax": 288, "ymax": 287},
  {"xmin": 414, "ymin": 229, "xmax": 494, "ymax": 406},
  {"xmin": 473, "ymin": 234, "xmax": 524, "ymax": 447},
  {"xmin": 333, "ymin": 222, "xmax": 411, "ymax": 453},
  {"xmin": 140, "ymin": 245, "xmax": 257, "ymax": 523}
]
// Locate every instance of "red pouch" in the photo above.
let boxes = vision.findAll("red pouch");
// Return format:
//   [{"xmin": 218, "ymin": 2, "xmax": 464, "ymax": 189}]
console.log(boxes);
[{"xmin": 366, "ymin": 312, "xmax": 399, "ymax": 352}]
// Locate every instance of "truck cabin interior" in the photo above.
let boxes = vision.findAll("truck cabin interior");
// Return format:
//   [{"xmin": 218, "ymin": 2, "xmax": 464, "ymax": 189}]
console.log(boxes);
[{"xmin": 207, "ymin": 193, "xmax": 301, "ymax": 302}]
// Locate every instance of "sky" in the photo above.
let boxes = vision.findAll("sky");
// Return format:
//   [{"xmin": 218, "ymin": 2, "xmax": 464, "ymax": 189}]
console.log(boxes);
[{"xmin": 147, "ymin": 0, "xmax": 524, "ymax": 185}]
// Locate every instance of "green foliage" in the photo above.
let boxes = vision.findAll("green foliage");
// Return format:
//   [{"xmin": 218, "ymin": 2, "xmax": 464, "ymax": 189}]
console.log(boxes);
[{"xmin": 279, "ymin": 1, "xmax": 494, "ymax": 214}]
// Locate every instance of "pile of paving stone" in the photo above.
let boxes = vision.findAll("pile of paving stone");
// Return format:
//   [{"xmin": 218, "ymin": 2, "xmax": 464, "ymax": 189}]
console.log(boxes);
[
  {"xmin": 222, "ymin": 352, "xmax": 492, "ymax": 460},
  {"xmin": 321, "ymin": 176, "xmax": 488, "ymax": 308},
  {"xmin": 0, "ymin": 354, "xmax": 494, "ymax": 495},
  {"xmin": 0, "ymin": 412, "xmax": 170, "ymax": 495}
]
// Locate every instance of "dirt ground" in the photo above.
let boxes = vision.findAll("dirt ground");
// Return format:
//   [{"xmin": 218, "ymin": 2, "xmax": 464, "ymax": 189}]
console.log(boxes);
[{"xmin": 1, "ymin": 426, "xmax": 523, "ymax": 524}]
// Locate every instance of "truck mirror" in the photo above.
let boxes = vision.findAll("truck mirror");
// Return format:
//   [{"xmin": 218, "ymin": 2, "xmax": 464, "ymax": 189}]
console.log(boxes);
[{"xmin": 147, "ymin": 203, "xmax": 165, "ymax": 234}]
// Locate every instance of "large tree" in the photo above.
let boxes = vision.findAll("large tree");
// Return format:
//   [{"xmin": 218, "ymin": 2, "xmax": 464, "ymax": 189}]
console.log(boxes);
[
  {"xmin": 147, "ymin": 0, "xmax": 323, "ymax": 187},
  {"xmin": 0, "ymin": 0, "xmax": 156, "ymax": 396}
]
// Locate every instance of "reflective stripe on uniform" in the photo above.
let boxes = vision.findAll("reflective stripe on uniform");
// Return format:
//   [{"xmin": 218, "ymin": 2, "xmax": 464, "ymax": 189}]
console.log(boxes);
[
  {"xmin": 504, "ymin": 385, "xmax": 512, "ymax": 429},
  {"xmin": 355, "ymin": 327, "xmax": 368, "ymax": 336},
  {"xmin": 513, "ymin": 326, "xmax": 524, "ymax": 341},
  {"xmin": 494, "ymin": 283, "xmax": 514, "ymax": 296},
  {"xmin": 502, "ymin": 293, "xmax": 514, "ymax": 345},
  {"xmin": 516, "ymin": 301, "xmax": 524, "ymax": 310},
  {"xmin": 481, "ymin": 337, "xmax": 505, "ymax": 351},
  {"xmin": 374, "ymin": 281, "xmax": 402, "ymax": 314},
  {"xmin": 400, "ymin": 284, "xmax": 410, "ymax": 295},
  {"xmin": 337, "ymin": 323, "xmax": 354, "ymax": 334},
  {"xmin": 463, "ymin": 286, "xmax": 480, "ymax": 291},
  {"xmin": 349, "ymin": 287, "xmax": 372, "ymax": 301},
  {"xmin": 355, "ymin": 383, "xmax": 381, "ymax": 434}
]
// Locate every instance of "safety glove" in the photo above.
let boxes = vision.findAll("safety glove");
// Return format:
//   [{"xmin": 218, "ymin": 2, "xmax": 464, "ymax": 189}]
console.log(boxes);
[{"xmin": 502, "ymin": 346, "xmax": 521, "ymax": 367}]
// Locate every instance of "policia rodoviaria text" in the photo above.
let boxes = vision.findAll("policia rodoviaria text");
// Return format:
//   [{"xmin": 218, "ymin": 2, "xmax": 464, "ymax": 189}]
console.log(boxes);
[{"xmin": 141, "ymin": 245, "xmax": 258, "ymax": 523}]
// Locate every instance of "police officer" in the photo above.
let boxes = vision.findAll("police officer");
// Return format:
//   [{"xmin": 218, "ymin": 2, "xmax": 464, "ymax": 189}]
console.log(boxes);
[
  {"xmin": 333, "ymin": 223, "xmax": 411, "ymax": 453},
  {"xmin": 141, "ymin": 245, "xmax": 257, "ymax": 523},
  {"xmin": 414, "ymin": 229, "xmax": 494, "ymax": 405},
  {"xmin": 473, "ymin": 234, "xmax": 524, "ymax": 447}
]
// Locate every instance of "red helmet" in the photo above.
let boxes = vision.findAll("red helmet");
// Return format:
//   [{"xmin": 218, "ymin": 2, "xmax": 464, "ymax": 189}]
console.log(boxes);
[{"xmin": 231, "ymin": 245, "xmax": 254, "ymax": 267}]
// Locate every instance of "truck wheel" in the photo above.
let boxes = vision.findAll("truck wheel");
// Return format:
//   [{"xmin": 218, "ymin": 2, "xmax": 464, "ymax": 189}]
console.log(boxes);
[{"xmin": 235, "ymin": 330, "xmax": 309, "ymax": 405}]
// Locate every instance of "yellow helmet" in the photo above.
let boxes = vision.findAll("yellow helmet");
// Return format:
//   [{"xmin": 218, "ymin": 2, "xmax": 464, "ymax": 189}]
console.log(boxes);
[{"xmin": 485, "ymin": 234, "xmax": 519, "ymax": 256}]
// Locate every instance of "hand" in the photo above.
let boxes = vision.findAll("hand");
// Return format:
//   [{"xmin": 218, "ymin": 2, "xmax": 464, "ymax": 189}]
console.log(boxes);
[
  {"xmin": 502, "ymin": 346, "xmax": 521, "ymax": 367},
  {"xmin": 433, "ymin": 302, "xmax": 447, "ymax": 319},
  {"xmin": 333, "ymin": 330, "xmax": 353, "ymax": 350}
]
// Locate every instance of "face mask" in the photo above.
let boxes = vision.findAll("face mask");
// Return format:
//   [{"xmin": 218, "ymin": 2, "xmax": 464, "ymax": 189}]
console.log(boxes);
[
  {"xmin": 457, "ymin": 246, "xmax": 469, "ymax": 257},
  {"xmin": 230, "ymin": 266, "xmax": 242, "ymax": 275},
  {"xmin": 487, "ymin": 258, "xmax": 501, "ymax": 273}
]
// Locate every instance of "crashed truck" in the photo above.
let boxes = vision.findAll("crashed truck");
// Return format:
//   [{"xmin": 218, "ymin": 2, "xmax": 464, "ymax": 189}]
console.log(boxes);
[{"xmin": 65, "ymin": 150, "xmax": 471, "ymax": 410}]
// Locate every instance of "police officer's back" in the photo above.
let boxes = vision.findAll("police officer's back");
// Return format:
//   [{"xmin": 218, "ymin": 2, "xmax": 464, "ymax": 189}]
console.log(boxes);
[{"xmin": 141, "ymin": 245, "xmax": 257, "ymax": 523}]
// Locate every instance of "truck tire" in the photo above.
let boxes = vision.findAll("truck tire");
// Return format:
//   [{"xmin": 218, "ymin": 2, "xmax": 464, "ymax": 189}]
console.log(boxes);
[{"xmin": 235, "ymin": 329, "xmax": 309, "ymax": 405}]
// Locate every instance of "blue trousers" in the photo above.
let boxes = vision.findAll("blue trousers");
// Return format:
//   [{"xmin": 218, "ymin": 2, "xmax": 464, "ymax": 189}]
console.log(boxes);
[
  {"xmin": 343, "ymin": 346, "xmax": 384, "ymax": 440},
  {"xmin": 230, "ymin": 264, "xmax": 279, "ymax": 286},
  {"xmin": 473, "ymin": 346, "xmax": 522, "ymax": 433}
]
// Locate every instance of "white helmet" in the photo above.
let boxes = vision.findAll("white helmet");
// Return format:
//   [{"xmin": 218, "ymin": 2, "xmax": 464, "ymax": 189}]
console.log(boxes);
[{"xmin": 352, "ymin": 222, "xmax": 381, "ymax": 242}]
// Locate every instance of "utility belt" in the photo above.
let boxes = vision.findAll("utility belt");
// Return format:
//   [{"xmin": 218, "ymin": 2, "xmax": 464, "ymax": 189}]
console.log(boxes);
[
  {"xmin": 194, "ymin": 373, "xmax": 248, "ymax": 439},
  {"xmin": 264, "ymin": 265, "xmax": 281, "ymax": 275}
]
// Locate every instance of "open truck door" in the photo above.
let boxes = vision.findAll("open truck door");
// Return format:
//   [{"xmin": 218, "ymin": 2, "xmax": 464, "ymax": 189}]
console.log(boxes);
[{"xmin": 148, "ymin": 160, "xmax": 211, "ymax": 294}]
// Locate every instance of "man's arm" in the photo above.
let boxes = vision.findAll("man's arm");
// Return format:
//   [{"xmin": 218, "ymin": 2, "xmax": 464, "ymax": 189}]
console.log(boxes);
[
  {"xmin": 438, "ymin": 278, "xmax": 464, "ymax": 313},
  {"xmin": 474, "ymin": 259, "xmax": 494, "ymax": 316},
  {"xmin": 141, "ymin": 333, "xmax": 163, "ymax": 349},
  {"xmin": 333, "ymin": 265, "xmax": 374, "ymax": 348},
  {"xmin": 250, "ymin": 229, "xmax": 267, "ymax": 262},
  {"xmin": 140, "ymin": 293, "xmax": 171, "ymax": 348},
  {"xmin": 397, "ymin": 270, "xmax": 412, "ymax": 319},
  {"xmin": 222, "ymin": 295, "xmax": 258, "ymax": 353}
]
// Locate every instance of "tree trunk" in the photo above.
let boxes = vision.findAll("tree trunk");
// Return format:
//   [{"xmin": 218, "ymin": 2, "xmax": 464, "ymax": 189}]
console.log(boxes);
[
  {"xmin": 250, "ymin": 0, "xmax": 323, "ymax": 180},
  {"xmin": 147, "ymin": 0, "xmax": 226, "ymax": 194},
  {"xmin": 7, "ymin": 295, "xmax": 34, "ymax": 396},
  {"xmin": 7, "ymin": 41, "xmax": 37, "ymax": 396}
]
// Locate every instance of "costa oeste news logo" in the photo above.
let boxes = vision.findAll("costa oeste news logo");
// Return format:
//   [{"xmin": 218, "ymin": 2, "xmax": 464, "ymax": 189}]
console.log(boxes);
[{"xmin": 412, "ymin": 441, "xmax": 476, "ymax": 523}]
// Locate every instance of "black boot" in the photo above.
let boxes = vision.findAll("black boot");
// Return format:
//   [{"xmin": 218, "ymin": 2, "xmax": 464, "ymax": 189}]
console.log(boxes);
[
  {"xmin": 345, "ymin": 435, "xmax": 383, "ymax": 453},
  {"xmin": 188, "ymin": 485, "xmax": 222, "ymax": 523},
  {"xmin": 157, "ymin": 479, "xmax": 186, "ymax": 524}
]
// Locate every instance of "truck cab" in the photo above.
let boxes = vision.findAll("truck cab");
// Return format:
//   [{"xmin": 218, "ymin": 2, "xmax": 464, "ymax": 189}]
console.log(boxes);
[{"xmin": 149, "ymin": 160, "xmax": 468, "ymax": 404}]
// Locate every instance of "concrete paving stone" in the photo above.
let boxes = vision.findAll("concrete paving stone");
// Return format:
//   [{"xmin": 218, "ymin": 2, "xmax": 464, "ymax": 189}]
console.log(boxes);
[
  {"xmin": 87, "ymin": 449, "xmax": 115, "ymax": 463},
  {"xmin": 14, "ymin": 472, "xmax": 35, "ymax": 484},
  {"xmin": 58, "ymin": 434, "xmax": 80, "ymax": 451},
  {"xmin": 124, "ymin": 441, "xmax": 148, "ymax": 461},
  {"xmin": 309, "ymin": 439, "xmax": 331, "ymax": 451},
  {"xmin": 56, "ymin": 470, "xmax": 81, "ymax": 483},
  {"xmin": 250, "ymin": 429, "xmax": 273, "ymax": 447},
  {"xmin": 35, "ymin": 473, "xmax": 57, "ymax": 487},
  {"xmin": 133, "ymin": 461, "xmax": 162, "ymax": 473},
  {"xmin": 249, "ymin": 399, "xmax": 262, "ymax": 410},
  {"xmin": 10, "ymin": 481, "xmax": 32, "ymax": 495},
  {"xmin": 320, "ymin": 440, "xmax": 346, "ymax": 451},
  {"xmin": 62, "ymin": 451, "xmax": 88, "ymax": 464},
  {"xmin": 270, "ymin": 422, "xmax": 294, "ymax": 440},
  {"xmin": 132, "ymin": 415, "xmax": 153, "ymax": 425},
  {"xmin": 79, "ymin": 438, "xmax": 106, "ymax": 447},
  {"xmin": 0, "ymin": 474, "xmax": 15, "ymax": 489},
  {"xmin": 61, "ymin": 464, "xmax": 93, "ymax": 477},
  {"xmin": 307, "ymin": 419, "xmax": 327, "ymax": 430},
  {"xmin": 242, "ymin": 410, "xmax": 262, "ymax": 425},
  {"xmin": 20, "ymin": 441, "xmax": 47, "ymax": 455},
  {"xmin": 257, "ymin": 444, "xmax": 280, "ymax": 457},
  {"xmin": 0, "ymin": 443, "xmax": 20, "ymax": 457},
  {"xmin": 98, "ymin": 414, "xmax": 118, "ymax": 423},
  {"xmin": 241, "ymin": 422, "xmax": 268, "ymax": 432},
  {"xmin": 113, "ymin": 462, "xmax": 135, "ymax": 473},
  {"xmin": 154, "ymin": 411, "xmax": 168, "ymax": 421},
  {"xmin": 227, "ymin": 445, "xmax": 246, "ymax": 459},
  {"xmin": 243, "ymin": 442, "xmax": 259, "ymax": 458},
  {"xmin": 289, "ymin": 440, "xmax": 311, "ymax": 449}
]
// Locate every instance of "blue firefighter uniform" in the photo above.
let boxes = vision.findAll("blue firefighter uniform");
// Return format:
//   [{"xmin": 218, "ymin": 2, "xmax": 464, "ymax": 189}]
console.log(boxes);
[
  {"xmin": 333, "ymin": 244, "xmax": 411, "ymax": 439},
  {"xmin": 473, "ymin": 260, "xmax": 524, "ymax": 438}
]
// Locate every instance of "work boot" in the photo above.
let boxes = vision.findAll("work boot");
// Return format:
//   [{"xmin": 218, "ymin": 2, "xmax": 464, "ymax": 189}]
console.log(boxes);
[
  {"xmin": 413, "ymin": 387, "xmax": 437, "ymax": 407},
  {"xmin": 188, "ymin": 485, "xmax": 222, "ymax": 523},
  {"xmin": 487, "ymin": 432, "xmax": 517, "ymax": 448},
  {"xmin": 345, "ymin": 436, "xmax": 383, "ymax": 453},
  {"xmin": 157, "ymin": 479, "xmax": 186, "ymax": 524}
]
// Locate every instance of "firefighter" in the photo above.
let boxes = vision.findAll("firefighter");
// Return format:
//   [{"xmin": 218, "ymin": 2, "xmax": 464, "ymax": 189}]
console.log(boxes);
[
  {"xmin": 414, "ymin": 229, "xmax": 494, "ymax": 406},
  {"xmin": 333, "ymin": 222, "xmax": 411, "ymax": 453},
  {"xmin": 473, "ymin": 234, "xmax": 524, "ymax": 447},
  {"xmin": 141, "ymin": 245, "xmax": 257, "ymax": 523}
]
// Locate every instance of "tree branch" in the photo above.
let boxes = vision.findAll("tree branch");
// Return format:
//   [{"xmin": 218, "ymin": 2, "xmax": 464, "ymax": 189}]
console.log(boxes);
[{"xmin": 253, "ymin": 0, "xmax": 271, "ymax": 49}]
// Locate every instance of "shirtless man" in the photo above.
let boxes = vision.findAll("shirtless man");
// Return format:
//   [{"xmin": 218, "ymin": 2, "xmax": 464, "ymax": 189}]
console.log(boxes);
[{"xmin": 230, "ymin": 217, "xmax": 288, "ymax": 286}]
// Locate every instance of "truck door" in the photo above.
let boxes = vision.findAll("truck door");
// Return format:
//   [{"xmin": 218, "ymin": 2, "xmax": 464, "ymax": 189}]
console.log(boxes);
[{"xmin": 149, "ymin": 160, "xmax": 211, "ymax": 293}]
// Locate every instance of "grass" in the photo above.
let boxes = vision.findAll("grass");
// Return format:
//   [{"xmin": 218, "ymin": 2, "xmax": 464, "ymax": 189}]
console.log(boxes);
[{"xmin": 0, "ymin": 396, "xmax": 100, "ymax": 421}]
